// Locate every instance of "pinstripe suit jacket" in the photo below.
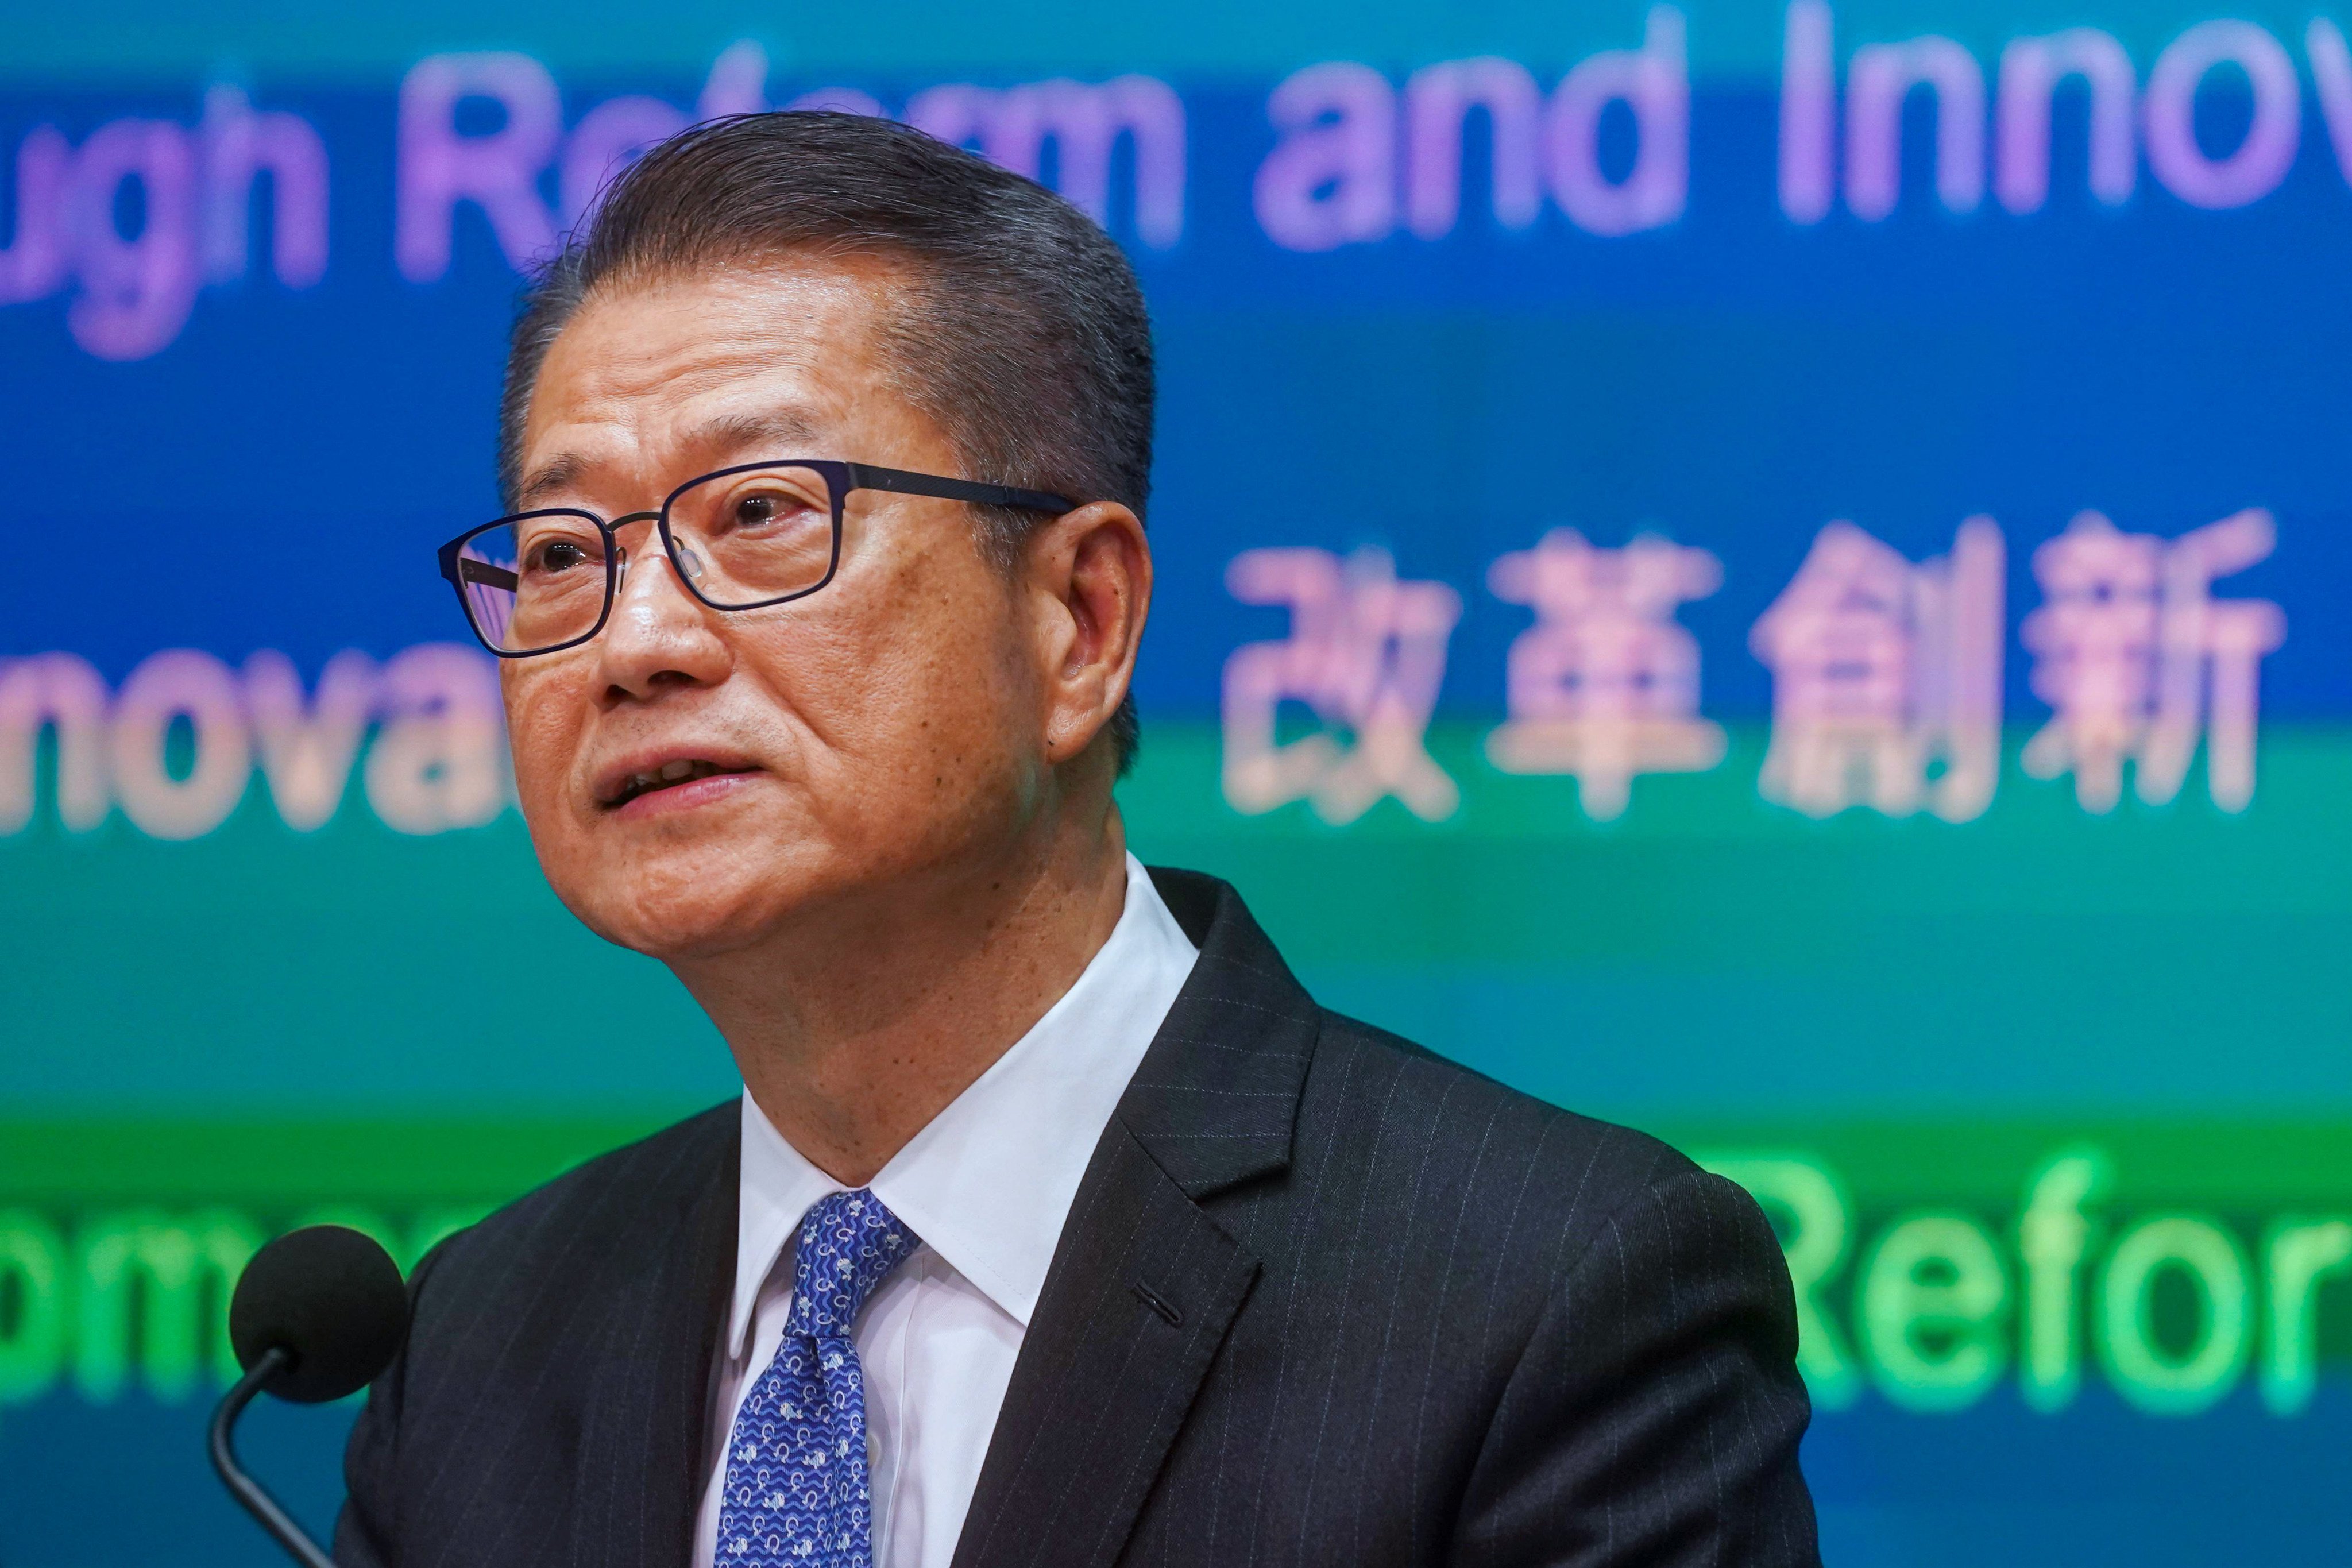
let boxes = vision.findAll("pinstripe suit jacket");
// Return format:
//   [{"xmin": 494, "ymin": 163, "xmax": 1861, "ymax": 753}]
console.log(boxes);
[{"xmin": 338, "ymin": 867, "xmax": 1818, "ymax": 1567}]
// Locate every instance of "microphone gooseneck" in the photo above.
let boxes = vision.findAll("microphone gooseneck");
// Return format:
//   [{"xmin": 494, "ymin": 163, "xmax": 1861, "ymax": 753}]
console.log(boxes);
[
  {"xmin": 208, "ymin": 1225, "xmax": 415, "ymax": 1566},
  {"xmin": 209, "ymin": 1345, "xmax": 338, "ymax": 1568}
]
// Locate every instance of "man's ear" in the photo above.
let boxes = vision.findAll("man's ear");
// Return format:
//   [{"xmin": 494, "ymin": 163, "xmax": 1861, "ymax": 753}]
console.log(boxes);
[{"xmin": 1024, "ymin": 501, "xmax": 1150, "ymax": 767}]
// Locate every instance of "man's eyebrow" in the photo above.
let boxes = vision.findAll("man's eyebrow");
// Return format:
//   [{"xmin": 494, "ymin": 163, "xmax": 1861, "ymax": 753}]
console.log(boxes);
[
  {"xmin": 513, "ymin": 410, "xmax": 828, "ymax": 511},
  {"xmin": 516, "ymin": 453, "xmax": 589, "ymax": 510},
  {"xmin": 688, "ymin": 409, "xmax": 827, "ymax": 459}
]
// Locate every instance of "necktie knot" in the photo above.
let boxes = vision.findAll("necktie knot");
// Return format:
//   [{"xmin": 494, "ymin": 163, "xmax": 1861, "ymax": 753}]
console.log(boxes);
[
  {"xmin": 790, "ymin": 1188, "xmax": 919, "ymax": 1342},
  {"xmin": 720, "ymin": 1187, "xmax": 918, "ymax": 1566}
]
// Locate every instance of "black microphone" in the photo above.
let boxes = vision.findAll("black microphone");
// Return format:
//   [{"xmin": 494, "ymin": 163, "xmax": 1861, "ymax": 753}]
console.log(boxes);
[{"xmin": 211, "ymin": 1225, "xmax": 412, "ymax": 1568}]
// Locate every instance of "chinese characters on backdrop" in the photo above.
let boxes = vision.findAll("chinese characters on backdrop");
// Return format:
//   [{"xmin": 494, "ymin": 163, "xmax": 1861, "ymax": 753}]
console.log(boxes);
[{"xmin": 1223, "ymin": 510, "xmax": 2285, "ymax": 825}]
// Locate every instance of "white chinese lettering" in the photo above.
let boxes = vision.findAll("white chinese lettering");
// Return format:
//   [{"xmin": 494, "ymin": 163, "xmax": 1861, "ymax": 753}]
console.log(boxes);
[
  {"xmin": 1484, "ymin": 528, "xmax": 1726, "ymax": 821},
  {"xmin": 2021, "ymin": 508, "xmax": 2283, "ymax": 812},
  {"xmin": 1751, "ymin": 517, "xmax": 2005, "ymax": 821},
  {"xmin": 1222, "ymin": 546, "xmax": 1462, "ymax": 824}
]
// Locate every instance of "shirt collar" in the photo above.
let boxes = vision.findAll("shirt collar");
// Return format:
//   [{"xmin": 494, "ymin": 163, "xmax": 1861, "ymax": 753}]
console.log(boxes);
[{"xmin": 728, "ymin": 855, "xmax": 1198, "ymax": 1357}]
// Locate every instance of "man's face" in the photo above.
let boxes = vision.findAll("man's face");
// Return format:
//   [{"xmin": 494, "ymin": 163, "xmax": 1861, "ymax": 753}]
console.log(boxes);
[{"xmin": 503, "ymin": 258, "xmax": 1057, "ymax": 960}]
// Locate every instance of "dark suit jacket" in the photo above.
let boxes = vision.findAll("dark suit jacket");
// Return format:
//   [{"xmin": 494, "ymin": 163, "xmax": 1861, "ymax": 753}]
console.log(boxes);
[{"xmin": 340, "ymin": 867, "xmax": 1818, "ymax": 1567}]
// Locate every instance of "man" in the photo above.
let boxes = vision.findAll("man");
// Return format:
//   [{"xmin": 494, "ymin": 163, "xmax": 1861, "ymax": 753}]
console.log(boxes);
[{"xmin": 341, "ymin": 112, "xmax": 1818, "ymax": 1568}]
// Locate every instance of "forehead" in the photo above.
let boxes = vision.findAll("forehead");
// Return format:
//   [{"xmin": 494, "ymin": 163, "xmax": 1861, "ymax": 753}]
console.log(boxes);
[{"xmin": 518, "ymin": 256, "xmax": 923, "ymax": 493}]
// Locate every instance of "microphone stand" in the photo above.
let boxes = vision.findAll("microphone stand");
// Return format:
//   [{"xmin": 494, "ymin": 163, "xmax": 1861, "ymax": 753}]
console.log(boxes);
[{"xmin": 208, "ymin": 1346, "xmax": 339, "ymax": 1568}]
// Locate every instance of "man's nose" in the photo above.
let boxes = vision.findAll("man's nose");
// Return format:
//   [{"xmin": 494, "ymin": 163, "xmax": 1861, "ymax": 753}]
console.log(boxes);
[{"xmin": 594, "ymin": 517, "xmax": 732, "ymax": 701}]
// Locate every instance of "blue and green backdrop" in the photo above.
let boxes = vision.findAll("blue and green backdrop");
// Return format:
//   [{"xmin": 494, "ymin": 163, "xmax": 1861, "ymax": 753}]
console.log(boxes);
[{"xmin": 4, "ymin": 2, "xmax": 2351, "ymax": 1562}]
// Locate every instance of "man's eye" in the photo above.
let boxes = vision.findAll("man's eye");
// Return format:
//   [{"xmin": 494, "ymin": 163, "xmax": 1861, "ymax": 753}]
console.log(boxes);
[
  {"xmin": 728, "ymin": 488, "xmax": 826, "ymax": 529},
  {"xmin": 530, "ymin": 539, "xmax": 592, "ymax": 573}
]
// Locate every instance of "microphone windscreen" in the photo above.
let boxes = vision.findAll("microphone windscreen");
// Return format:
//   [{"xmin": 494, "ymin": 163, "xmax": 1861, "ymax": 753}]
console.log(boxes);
[{"xmin": 229, "ymin": 1225, "xmax": 412, "ymax": 1404}]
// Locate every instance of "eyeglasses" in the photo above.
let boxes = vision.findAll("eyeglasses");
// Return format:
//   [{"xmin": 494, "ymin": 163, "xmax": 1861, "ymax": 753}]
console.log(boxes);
[{"xmin": 437, "ymin": 459, "xmax": 1077, "ymax": 658}]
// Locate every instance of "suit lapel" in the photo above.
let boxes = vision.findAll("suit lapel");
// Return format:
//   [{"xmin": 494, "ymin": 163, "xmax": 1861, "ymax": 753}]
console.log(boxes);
[
  {"xmin": 576, "ymin": 1109, "xmax": 739, "ymax": 1568},
  {"xmin": 951, "ymin": 869, "xmax": 1320, "ymax": 1568},
  {"xmin": 949, "ymin": 1125, "xmax": 1261, "ymax": 1568}
]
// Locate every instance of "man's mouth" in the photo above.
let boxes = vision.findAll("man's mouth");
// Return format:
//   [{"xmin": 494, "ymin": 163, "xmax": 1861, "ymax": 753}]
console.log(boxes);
[{"xmin": 600, "ymin": 758, "xmax": 756, "ymax": 810}]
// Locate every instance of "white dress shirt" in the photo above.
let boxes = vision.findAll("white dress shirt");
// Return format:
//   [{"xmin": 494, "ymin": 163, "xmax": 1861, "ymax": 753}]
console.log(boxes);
[{"xmin": 691, "ymin": 855, "xmax": 1199, "ymax": 1568}]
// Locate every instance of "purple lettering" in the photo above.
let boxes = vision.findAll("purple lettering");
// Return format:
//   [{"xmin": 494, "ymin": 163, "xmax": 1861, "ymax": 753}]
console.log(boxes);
[
  {"xmin": 109, "ymin": 650, "xmax": 251, "ymax": 840},
  {"xmin": 2308, "ymin": 19, "xmax": 2352, "ymax": 187},
  {"xmin": 2144, "ymin": 20, "xmax": 2299, "ymax": 211},
  {"xmin": 910, "ymin": 78, "xmax": 1186, "ymax": 248},
  {"xmin": 1254, "ymin": 63, "xmax": 1396, "ymax": 253},
  {"xmin": 1403, "ymin": 57, "xmax": 1543, "ymax": 240},
  {"xmin": 697, "ymin": 40, "xmax": 770, "ymax": 121},
  {"xmin": 1996, "ymin": 30, "xmax": 2136, "ymax": 214},
  {"xmin": 0, "ymin": 654, "xmax": 110, "ymax": 834},
  {"xmin": 1845, "ymin": 34, "xmax": 1985, "ymax": 220},
  {"xmin": 561, "ymin": 95, "xmax": 689, "ymax": 230},
  {"xmin": 903, "ymin": 83, "xmax": 993, "ymax": 151},
  {"xmin": 66, "ymin": 119, "xmax": 200, "ymax": 361},
  {"xmin": 1778, "ymin": 0, "xmax": 1836, "ymax": 225},
  {"xmin": 1546, "ymin": 6, "xmax": 1689, "ymax": 237},
  {"xmin": 0, "ymin": 125, "xmax": 71, "ymax": 304},
  {"xmin": 397, "ymin": 51, "xmax": 562, "ymax": 282},
  {"xmin": 245, "ymin": 650, "xmax": 379, "ymax": 833},
  {"xmin": 200, "ymin": 85, "xmax": 330, "ymax": 288}
]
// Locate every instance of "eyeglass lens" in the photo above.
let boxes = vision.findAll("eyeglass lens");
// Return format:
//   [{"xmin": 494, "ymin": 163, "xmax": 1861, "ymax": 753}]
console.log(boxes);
[
  {"xmin": 455, "ymin": 516, "xmax": 608, "ymax": 654},
  {"xmin": 455, "ymin": 464, "xmax": 840, "ymax": 654},
  {"xmin": 665, "ymin": 463, "xmax": 837, "ymax": 609}
]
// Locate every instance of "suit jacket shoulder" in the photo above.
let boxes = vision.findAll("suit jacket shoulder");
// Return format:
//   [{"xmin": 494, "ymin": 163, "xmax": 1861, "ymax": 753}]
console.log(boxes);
[
  {"xmin": 420, "ymin": 1100, "xmax": 737, "ymax": 1291},
  {"xmin": 338, "ymin": 1102, "xmax": 739, "ymax": 1568},
  {"xmin": 958, "ymin": 868, "xmax": 1817, "ymax": 1568},
  {"xmin": 1279, "ymin": 1010, "xmax": 1814, "ymax": 1561},
  {"xmin": 1297, "ymin": 1002, "xmax": 1727, "ymax": 1305}
]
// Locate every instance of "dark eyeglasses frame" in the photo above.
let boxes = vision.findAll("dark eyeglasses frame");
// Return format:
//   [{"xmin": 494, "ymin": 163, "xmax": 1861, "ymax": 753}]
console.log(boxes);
[{"xmin": 436, "ymin": 459, "xmax": 1077, "ymax": 659}]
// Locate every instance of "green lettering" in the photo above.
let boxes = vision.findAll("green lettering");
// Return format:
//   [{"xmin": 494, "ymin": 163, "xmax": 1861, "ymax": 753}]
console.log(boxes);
[
  {"xmin": 0, "ymin": 1210, "xmax": 69, "ymax": 1413},
  {"xmin": 2017, "ymin": 1148, "xmax": 2109, "ymax": 1412},
  {"xmin": 1858, "ymin": 1212, "xmax": 2008, "ymax": 1412},
  {"xmin": 75, "ymin": 1209, "xmax": 261, "ymax": 1402},
  {"xmin": 2097, "ymin": 1214, "xmax": 2251, "ymax": 1416},
  {"xmin": 2260, "ymin": 1218, "xmax": 2352, "ymax": 1416}
]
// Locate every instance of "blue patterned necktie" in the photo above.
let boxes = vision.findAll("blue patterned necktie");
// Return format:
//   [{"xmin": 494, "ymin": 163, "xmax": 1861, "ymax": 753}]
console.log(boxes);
[{"xmin": 717, "ymin": 1188, "xmax": 921, "ymax": 1566}]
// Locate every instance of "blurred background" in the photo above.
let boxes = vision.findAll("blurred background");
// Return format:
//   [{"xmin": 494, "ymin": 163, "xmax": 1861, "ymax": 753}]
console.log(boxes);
[{"xmin": 3, "ymin": 1, "xmax": 2350, "ymax": 1561}]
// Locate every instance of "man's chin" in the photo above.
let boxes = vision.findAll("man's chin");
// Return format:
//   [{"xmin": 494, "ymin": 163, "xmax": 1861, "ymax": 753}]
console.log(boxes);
[
  {"xmin": 557, "ymin": 851, "xmax": 820, "ymax": 961},
  {"xmin": 584, "ymin": 892, "xmax": 787, "ymax": 963}
]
